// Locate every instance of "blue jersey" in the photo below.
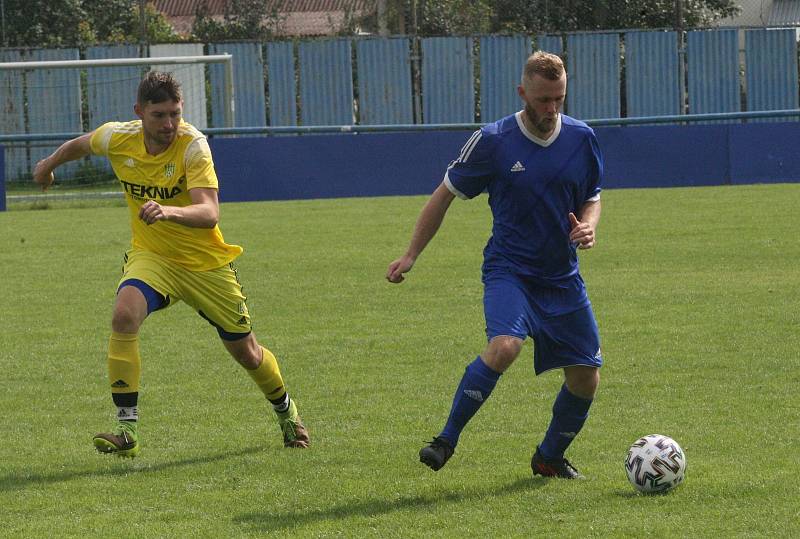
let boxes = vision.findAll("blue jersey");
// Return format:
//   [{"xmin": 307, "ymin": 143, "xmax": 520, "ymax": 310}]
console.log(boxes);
[{"xmin": 444, "ymin": 112, "xmax": 603, "ymax": 285}]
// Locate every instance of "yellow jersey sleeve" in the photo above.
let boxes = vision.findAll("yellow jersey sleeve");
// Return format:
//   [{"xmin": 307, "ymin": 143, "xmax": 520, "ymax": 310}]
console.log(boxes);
[
  {"xmin": 184, "ymin": 138, "xmax": 219, "ymax": 190},
  {"xmin": 89, "ymin": 122, "xmax": 120, "ymax": 156}
]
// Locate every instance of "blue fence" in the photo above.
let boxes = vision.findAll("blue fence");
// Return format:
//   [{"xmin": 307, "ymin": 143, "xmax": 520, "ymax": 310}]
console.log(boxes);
[
  {"xmin": 625, "ymin": 31, "xmax": 682, "ymax": 117},
  {"xmin": 356, "ymin": 37, "xmax": 414, "ymax": 125},
  {"xmin": 3, "ymin": 28, "xmax": 800, "ymax": 183},
  {"xmin": 687, "ymin": 29, "xmax": 740, "ymax": 119},
  {"xmin": 421, "ymin": 37, "xmax": 474, "ymax": 123},
  {"xmin": 745, "ymin": 28, "xmax": 799, "ymax": 121}
]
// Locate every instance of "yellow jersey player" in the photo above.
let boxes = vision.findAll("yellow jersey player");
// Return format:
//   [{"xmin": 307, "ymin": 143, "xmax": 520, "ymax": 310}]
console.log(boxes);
[{"xmin": 32, "ymin": 71, "xmax": 309, "ymax": 457}]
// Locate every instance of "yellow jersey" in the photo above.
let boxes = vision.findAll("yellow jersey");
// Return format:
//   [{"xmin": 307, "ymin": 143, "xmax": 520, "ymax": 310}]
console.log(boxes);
[{"xmin": 90, "ymin": 120, "xmax": 242, "ymax": 271}]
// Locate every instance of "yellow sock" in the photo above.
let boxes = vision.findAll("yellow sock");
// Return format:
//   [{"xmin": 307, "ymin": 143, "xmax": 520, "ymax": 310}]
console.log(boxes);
[
  {"xmin": 108, "ymin": 331, "xmax": 141, "ymax": 394},
  {"xmin": 246, "ymin": 346, "xmax": 287, "ymax": 402}
]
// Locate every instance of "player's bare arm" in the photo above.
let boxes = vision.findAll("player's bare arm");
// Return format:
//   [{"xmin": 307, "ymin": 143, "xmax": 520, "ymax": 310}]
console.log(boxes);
[
  {"xmin": 32, "ymin": 132, "xmax": 94, "ymax": 191},
  {"xmin": 569, "ymin": 199, "xmax": 601, "ymax": 250},
  {"xmin": 138, "ymin": 187, "xmax": 220, "ymax": 228},
  {"xmin": 386, "ymin": 181, "xmax": 456, "ymax": 283}
]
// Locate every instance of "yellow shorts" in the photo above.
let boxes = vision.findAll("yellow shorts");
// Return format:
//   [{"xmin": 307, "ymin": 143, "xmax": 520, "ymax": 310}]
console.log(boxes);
[{"xmin": 119, "ymin": 249, "xmax": 252, "ymax": 337}]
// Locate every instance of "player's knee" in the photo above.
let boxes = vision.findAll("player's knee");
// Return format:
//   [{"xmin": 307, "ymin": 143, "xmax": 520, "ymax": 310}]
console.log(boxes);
[
  {"xmin": 497, "ymin": 337, "xmax": 524, "ymax": 359},
  {"xmin": 111, "ymin": 305, "xmax": 143, "ymax": 333},
  {"xmin": 565, "ymin": 366, "xmax": 600, "ymax": 399},
  {"xmin": 485, "ymin": 336, "xmax": 523, "ymax": 369}
]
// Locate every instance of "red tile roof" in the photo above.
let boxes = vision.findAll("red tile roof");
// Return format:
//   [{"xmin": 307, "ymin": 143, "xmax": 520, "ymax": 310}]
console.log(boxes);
[
  {"xmin": 153, "ymin": 0, "xmax": 375, "ymax": 36},
  {"xmin": 153, "ymin": 0, "xmax": 373, "ymax": 16}
]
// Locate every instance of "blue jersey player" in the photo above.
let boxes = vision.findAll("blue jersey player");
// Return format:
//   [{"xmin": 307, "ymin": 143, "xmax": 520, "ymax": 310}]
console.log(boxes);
[{"xmin": 386, "ymin": 51, "xmax": 603, "ymax": 479}]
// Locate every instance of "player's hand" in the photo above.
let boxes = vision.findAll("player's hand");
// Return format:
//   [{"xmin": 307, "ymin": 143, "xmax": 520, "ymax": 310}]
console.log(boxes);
[
  {"xmin": 33, "ymin": 159, "xmax": 55, "ymax": 192},
  {"xmin": 139, "ymin": 200, "xmax": 173, "ymax": 225},
  {"xmin": 569, "ymin": 212, "xmax": 595, "ymax": 250},
  {"xmin": 386, "ymin": 255, "xmax": 415, "ymax": 283}
]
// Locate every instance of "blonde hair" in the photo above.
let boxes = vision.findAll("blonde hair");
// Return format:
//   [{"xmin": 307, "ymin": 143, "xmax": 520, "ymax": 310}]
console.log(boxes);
[{"xmin": 522, "ymin": 51, "xmax": 565, "ymax": 83}]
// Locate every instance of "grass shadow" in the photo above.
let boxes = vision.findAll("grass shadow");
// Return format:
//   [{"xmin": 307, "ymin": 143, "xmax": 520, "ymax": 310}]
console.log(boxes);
[
  {"xmin": 0, "ymin": 445, "xmax": 265, "ymax": 492},
  {"xmin": 234, "ymin": 476, "xmax": 549, "ymax": 532}
]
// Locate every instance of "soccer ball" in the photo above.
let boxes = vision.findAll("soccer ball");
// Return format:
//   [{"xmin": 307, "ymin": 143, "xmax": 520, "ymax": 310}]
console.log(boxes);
[{"xmin": 625, "ymin": 434, "xmax": 686, "ymax": 493}]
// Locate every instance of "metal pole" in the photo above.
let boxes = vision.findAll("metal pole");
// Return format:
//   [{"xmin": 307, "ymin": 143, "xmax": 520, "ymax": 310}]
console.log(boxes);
[
  {"xmin": 377, "ymin": 0, "xmax": 388, "ymax": 36},
  {"xmin": 223, "ymin": 57, "xmax": 235, "ymax": 128},
  {"xmin": 139, "ymin": 0, "xmax": 147, "ymax": 57},
  {"xmin": 676, "ymin": 0, "xmax": 683, "ymax": 32},
  {"xmin": 0, "ymin": 54, "xmax": 234, "ymax": 70},
  {"xmin": 1, "ymin": 0, "xmax": 6, "ymax": 48},
  {"xmin": 411, "ymin": 0, "xmax": 422, "ymax": 124}
]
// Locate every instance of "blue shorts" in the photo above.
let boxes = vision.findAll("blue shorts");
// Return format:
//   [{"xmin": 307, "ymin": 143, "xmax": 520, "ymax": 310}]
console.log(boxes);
[{"xmin": 482, "ymin": 271, "xmax": 602, "ymax": 375}]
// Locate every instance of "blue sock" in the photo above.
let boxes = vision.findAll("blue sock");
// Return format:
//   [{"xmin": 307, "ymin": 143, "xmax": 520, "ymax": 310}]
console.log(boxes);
[
  {"xmin": 539, "ymin": 384, "xmax": 593, "ymax": 459},
  {"xmin": 439, "ymin": 356, "xmax": 501, "ymax": 448}
]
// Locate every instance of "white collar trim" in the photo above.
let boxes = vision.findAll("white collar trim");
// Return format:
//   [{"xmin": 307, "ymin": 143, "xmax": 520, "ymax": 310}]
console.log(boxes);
[{"xmin": 515, "ymin": 111, "xmax": 561, "ymax": 147}]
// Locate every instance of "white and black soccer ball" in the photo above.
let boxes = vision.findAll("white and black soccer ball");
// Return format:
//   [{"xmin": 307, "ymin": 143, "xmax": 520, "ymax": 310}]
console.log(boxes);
[{"xmin": 625, "ymin": 434, "xmax": 686, "ymax": 493}]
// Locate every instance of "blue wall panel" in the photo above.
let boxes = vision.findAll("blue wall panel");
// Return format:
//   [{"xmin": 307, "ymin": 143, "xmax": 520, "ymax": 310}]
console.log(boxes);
[
  {"xmin": 355, "ymin": 38, "xmax": 413, "ymax": 125},
  {"xmin": 208, "ymin": 121, "xmax": 800, "ymax": 205},
  {"xmin": 28, "ymin": 48, "xmax": 82, "ymax": 178},
  {"xmin": 0, "ymin": 146, "xmax": 5, "ymax": 211},
  {"xmin": 567, "ymin": 33, "xmax": 620, "ymax": 120},
  {"xmin": 479, "ymin": 35, "xmax": 530, "ymax": 122},
  {"xmin": 625, "ymin": 31, "xmax": 681, "ymax": 117},
  {"xmin": 0, "ymin": 50, "xmax": 26, "ymax": 182},
  {"xmin": 421, "ymin": 37, "xmax": 474, "ymax": 123},
  {"xmin": 687, "ymin": 29, "xmax": 740, "ymax": 117},
  {"xmin": 596, "ymin": 125, "xmax": 729, "ymax": 187},
  {"xmin": 266, "ymin": 41, "xmax": 297, "ymax": 126},
  {"xmin": 209, "ymin": 42, "xmax": 266, "ymax": 127},
  {"xmin": 536, "ymin": 35, "xmax": 563, "ymax": 55},
  {"xmin": 729, "ymin": 121, "xmax": 800, "ymax": 183},
  {"xmin": 745, "ymin": 28, "xmax": 798, "ymax": 121},
  {"xmin": 212, "ymin": 131, "xmax": 464, "ymax": 202},
  {"xmin": 299, "ymin": 39, "xmax": 354, "ymax": 126}
]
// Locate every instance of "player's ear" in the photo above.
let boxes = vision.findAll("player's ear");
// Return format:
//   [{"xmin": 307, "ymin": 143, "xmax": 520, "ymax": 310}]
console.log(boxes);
[{"xmin": 134, "ymin": 102, "xmax": 143, "ymax": 119}]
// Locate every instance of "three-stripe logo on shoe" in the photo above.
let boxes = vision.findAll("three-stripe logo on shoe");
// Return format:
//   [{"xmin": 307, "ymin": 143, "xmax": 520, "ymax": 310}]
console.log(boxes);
[
  {"xmin": 111, "ymin": 379, "xmax": 129, "ymax": 388},
  {"xmin": 464, "ymin": 389, "xmax": 484, "ymax": 402}
]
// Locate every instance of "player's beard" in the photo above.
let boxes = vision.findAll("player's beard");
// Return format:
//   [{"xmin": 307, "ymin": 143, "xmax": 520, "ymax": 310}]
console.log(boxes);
[
  {"xmin": 524, "ymin": 104, "xmax": 557, "ymax": 138},
  {"xmin": 147, "ymin": 128, "xmax": 176, "ymax": 147}
]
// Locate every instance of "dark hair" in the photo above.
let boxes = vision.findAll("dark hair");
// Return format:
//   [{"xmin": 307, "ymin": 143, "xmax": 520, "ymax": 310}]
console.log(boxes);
[
  {"xmin": 522, "ymin": 51, "xmax": 565, "ymax": 82},
  {"xmin": 137, "ymin": 71, "xmax": 182, "ymax": 105}
]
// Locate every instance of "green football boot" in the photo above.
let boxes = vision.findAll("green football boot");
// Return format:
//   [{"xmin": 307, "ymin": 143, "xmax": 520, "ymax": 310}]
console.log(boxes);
[
  {"xmin": 93, "ymin": 421, "xmax": 140, "ymax": 458},
  {"xmin": 275, "ymin": 399, "xmax": 309, "ymax": 448}
]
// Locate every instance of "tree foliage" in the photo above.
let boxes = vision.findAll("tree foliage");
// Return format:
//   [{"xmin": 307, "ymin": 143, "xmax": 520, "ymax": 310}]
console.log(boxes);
[
  {"xmin": 375, "ymin": 0, "xmax": 740, "ymax": 36},
  {"xmin": 418, "ymin": 0, "xmax": 494, "ymax": 35},
  {"xmin": 192, "ymin": 0, "xmax": 285, "ymax": 42},
  {"xmin": 0, "ymin": 0, "xmax": 179, "ymax": 48},
  {"xmin": 490, "ymin": 0, "xmax": 741, "ymax": 34}
]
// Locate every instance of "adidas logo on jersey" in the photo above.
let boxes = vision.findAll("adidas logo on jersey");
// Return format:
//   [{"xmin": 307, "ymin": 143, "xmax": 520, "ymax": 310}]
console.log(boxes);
[
  {"xmin": 464, "ymin": 389, "xmax": 484, "ymax": 402},
  {"xmin": 510, "ymin": 161, "xmax": 526, "ymax": 172},
  {"xmin": 124, "ymin": 158, "xmax": 135, "ymax": 167}
]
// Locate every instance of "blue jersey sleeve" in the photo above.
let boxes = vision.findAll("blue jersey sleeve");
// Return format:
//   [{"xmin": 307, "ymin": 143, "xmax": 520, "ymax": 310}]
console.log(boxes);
[
  {"xmin": 585, "ymin": 130, "xmax": 603, "ymax": 201},
  {"xmin": 444, "ymin": 129, "xmax": 496, "ymax": 199}
]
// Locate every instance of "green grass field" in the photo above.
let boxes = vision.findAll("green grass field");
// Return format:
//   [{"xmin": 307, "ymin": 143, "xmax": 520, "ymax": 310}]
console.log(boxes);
[{"xmin": 1, "ymin": 184, "xmax": 798, "ymax": 537}]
